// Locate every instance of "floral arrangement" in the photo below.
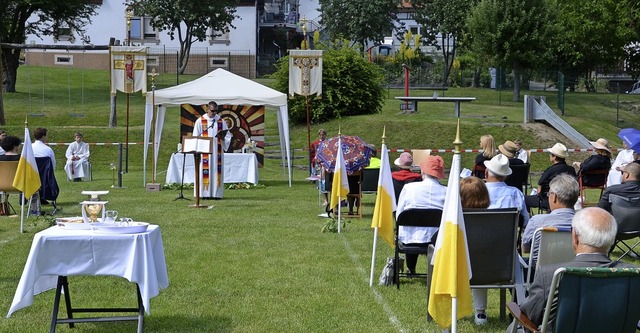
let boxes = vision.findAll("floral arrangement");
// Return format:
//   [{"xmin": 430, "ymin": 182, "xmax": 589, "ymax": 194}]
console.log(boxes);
[{"xmin": 243, "ymin": 139, "xmax": 257, "ymax": 153}]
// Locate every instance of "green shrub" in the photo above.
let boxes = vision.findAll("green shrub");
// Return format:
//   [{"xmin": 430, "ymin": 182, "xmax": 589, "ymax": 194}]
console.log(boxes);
[{"xmin": 271, "ymin": 45, "xmax": 385, "ymax": 124}]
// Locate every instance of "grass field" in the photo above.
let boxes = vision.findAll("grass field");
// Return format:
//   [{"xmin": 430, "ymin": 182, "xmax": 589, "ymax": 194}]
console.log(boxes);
[{"xmin": 0, "ymin": 66, "xmax": 639, "ymax": 332}]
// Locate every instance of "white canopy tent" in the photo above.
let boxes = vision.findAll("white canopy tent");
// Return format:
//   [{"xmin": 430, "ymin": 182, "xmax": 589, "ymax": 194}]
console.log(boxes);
[{"xmin": 143, "ymin": 69, "xmax": 292, "ymax": 187}]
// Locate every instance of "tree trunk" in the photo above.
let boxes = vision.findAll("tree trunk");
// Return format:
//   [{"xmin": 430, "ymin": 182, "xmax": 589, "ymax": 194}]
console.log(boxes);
[
  {"xmin": 0, "ymin": 46, "xmax": 5, "ymax": 125},
  {"xmin": 2, "ymin": 48, "xmax": 20, "ymax": 93},
  {"xmin": 109, "ymin": 94, "xmax": 117, "ymax": 127},
  {"xmin": 512, "ymin": 64, "xmax": 521, "ymax": 102}
]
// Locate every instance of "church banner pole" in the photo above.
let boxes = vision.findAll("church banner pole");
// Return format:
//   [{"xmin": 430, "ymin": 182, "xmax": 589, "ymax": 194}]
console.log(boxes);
[
  {"xmin": 306, "ymin": 94, "xmax": 311, "ymax": 175},
  {"xmin": 125, "ymin": 92, "xmax": 130, "ymax": 173}
]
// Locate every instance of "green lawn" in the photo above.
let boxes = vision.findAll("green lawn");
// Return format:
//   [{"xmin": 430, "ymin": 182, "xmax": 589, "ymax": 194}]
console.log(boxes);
[{"xmin": 0, "ymin": 67, "xmax": 638, "ymax": 332}]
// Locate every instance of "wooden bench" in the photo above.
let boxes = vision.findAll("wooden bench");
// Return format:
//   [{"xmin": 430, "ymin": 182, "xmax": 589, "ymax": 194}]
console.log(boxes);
[{"xmin": 395, "ymin": 96, "xmax": 476, "ymax": 117}]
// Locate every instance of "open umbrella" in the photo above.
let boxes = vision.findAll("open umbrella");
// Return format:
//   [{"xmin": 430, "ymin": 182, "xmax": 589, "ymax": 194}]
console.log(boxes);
[
  {"xmin": 618, "ymin": 128, "xmax": 640, "ymax": 152},
  {"xmin": 316, "ymin": 135, "xmax": 374, "ymax": 174}
]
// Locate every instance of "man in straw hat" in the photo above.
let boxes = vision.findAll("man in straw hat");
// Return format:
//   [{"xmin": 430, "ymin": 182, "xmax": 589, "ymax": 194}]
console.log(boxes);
[
  {"xmin": 474, "ymin": 154, "xmax": 529, "ymax": 325},
  {"xmin": 573, "ymin": 138, "xmax": 612, "ymax": 186},
  {"xmin": 395, "ymin": 155, "xmax": 446, "ymax": 276},
  {"xmin": 525, "ymin": 143, "xmax": 576, "ymax": 212},
  {"xmin": 498, "ymin": 140, "xmax": 524, "ymax": 166}
]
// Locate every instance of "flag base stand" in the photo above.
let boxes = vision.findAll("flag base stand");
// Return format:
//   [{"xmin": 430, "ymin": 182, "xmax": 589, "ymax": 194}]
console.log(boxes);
[
  {"xmin": 145, "ymin": 183, "xmax": 161, "ymax": 192},
  {"xmin": 189, "ymin": 204, "xmax": 208, "ymax": 208}
]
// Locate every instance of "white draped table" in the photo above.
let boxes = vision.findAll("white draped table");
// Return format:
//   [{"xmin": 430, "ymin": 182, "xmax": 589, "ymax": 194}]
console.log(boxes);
[
  {"xmin": 166, "ymin": 153, "xmax": 259, "ymax": 185},
  {"xmin": 7, "ymin": 224, "xmax": 169, "ymax": 329}
]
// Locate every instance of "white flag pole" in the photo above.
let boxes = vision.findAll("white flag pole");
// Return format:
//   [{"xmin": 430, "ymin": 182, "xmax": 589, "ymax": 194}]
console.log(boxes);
[
  {"xmin": 337, "ymin": 195, "xmax": 342, "ymax": 233},
  {"xmin": 20, "ymin": 200, "xmax": 25, "ymax": 233},
  {"xmin": 369, "ymin": 227, "xmax": 379, "ymax": 286},
  {"xmin": 452, "ymin": 297, "xmax": 458, "ymax": 333}
]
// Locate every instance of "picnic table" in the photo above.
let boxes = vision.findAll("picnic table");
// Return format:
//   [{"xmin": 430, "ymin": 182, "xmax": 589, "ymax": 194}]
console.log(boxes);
[{"xmin": 395, "ymin": 96, "xmax": 476, "ymax": 117}]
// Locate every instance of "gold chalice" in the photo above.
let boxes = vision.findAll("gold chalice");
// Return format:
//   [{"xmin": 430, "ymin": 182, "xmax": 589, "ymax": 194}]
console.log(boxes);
[{"xmin": 85, "ymin": 204, "xmax": 103, "ymax": 223}]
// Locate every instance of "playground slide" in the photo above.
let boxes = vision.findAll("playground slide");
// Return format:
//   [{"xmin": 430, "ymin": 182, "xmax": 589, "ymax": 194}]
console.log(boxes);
[{"xmin": 527, "ymin": 96, "xmax": 591, "ymax": 149}]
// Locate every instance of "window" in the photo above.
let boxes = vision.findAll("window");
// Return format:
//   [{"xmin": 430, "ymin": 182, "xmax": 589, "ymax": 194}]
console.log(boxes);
[
  {"xmin": 129, "ymin": 16, "xmax": 158, "ymax": 41},
  {"xmin": 209, "ymin": 57, "xmax": 228, "ymax": 69},
  {"xmin": 55, "ymin": 25, "xmax": 74, "ymax": 42},
  {"xmin": 55, "ymin": 55, "xmax": 73, "ymax": 65},
  {"xmin": 208, "ymin": 27, "xmax": 230, "ymax": 45}
]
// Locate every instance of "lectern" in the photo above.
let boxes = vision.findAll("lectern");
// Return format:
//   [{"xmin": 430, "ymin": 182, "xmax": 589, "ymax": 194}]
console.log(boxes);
[{"xmin": 182, "ymin": 136, "xmax": 213, "ymax": 208}]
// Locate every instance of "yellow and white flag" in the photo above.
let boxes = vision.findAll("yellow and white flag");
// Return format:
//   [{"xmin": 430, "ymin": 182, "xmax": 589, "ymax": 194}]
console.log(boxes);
[
  {"xmin": 329, "ymin": 137, "xmax": 349, "ymax": 210},
  {"xmin": 428, "ymin": 153, "xmax": 473, "ymax": 329},
  {"xmin": 370, "ymin": 143, "xmax": 396, "ymax": 248},
  {"xmin": 110, "ymin": 46, "xmax": 147, "ymax": 95},
  {"xmin": 13, "ymin": 127, "xmax": 41, "ymax": 199}
]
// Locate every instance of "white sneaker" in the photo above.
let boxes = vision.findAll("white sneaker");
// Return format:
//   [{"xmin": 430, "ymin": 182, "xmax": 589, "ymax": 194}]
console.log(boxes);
[{"xmin": 474, "ymin": 312, "xmax": 488, "ymax": 325}]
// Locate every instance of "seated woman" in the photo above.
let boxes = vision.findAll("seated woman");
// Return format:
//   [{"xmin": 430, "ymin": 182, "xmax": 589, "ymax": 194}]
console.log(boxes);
[
  {"xmin": 0, "ymin": 136, "xmax": 21, "ymax": 161},
  {"xmin": 460, "ymin": 176, "xmax": 490, "ymax": 209},
  {"xmin": 391, "ymin": 152, "xmax": 422, "ymax": 202},
  {"xmin": 64, "ymin": 132, "xmax": 90, "ymax": 182},
  {"xmin": 573, "ymin": 138, "xmax": 612, "ymax": 186},
  {"xmin": 474, "ymin": 134, "xmax": 496, "ymax": 179}
]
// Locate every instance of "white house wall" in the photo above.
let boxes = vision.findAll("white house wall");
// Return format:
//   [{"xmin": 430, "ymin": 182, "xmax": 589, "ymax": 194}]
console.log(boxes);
[{"xmin": 25, "ymin": 1, "xmax": 256, "ymax": 53}]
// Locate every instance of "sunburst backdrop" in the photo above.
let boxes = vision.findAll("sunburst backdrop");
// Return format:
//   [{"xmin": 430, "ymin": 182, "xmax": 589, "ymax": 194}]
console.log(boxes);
[{"xmin": 180, "ymin": 104, "xmax": 265, "ymax": 167}]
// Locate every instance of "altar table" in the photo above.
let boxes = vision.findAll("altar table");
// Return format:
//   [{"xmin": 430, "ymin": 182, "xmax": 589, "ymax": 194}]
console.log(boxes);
[
  {"xmin": 7, "ymin": 225, "xmax": 169, "ymax": 331},
  {"xmin": 166, "ymin": 153, "xmax": 258, "ymax": 185}
]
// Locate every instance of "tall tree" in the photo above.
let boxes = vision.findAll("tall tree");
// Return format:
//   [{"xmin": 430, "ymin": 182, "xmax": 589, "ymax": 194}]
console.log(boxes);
[
  {"xmin": 128, "ymin": 0, "xmax": 237, "ymax": 75},
  {"xmin": 555, "ymin": 0, "xmax": 638, "ymax": 91},
  {"xmin": 0, "ymin": 0, "xmax": 97, "ymax": 93},
  {"xmin": 411, "ymin": 0, "xmax": 478, "ymax": 84},
  {"xmin": 467, "ymin": 0, "xmax": 559, "ymax": 101},
  {"xmin": 319, "ymin": 0, "xmax": 401, "ymax": 51}
]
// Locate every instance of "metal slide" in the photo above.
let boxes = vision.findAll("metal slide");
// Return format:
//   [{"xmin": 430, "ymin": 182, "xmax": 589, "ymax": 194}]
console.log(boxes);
[{"xmin": 525, "ymin": 95, "xmax": 591, "ymax": 148}]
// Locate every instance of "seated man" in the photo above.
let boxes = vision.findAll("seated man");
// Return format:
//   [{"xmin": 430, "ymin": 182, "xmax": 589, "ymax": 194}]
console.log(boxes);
[
  {"xmin": 525, "ymin": 143, "xmax": 576, "ymax": 212},
  {"xmin": 510, "ymin": 207, "xmax": 636, "ymax": 332},
  {"xmin": 64, "ymin": 132, "xmax": 90, "ymax": 181},
  {"xmin": 597, "ymin": 162, "xmax": 640, "ymax": 212},
  {"xmin": 395, "ymin": 155, "xmax": 446, "ymax": 276},
  {"xmin": 521, "ymin": 174, "xmax": 578, "ymax": 253},
  {"xmin": 32, "ymin": 127, "xmax": 56, "ymax": 169}
]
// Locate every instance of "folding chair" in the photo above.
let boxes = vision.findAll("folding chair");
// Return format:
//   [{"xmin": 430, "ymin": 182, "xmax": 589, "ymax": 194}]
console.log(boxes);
[
  {"xmin": 35, "ymin": 157, "xmax": 60, "ymax": 215},
  {"xmin": 394, "ymin": 208, "xmax": 442, "ymax": 289},
  {"xmin": 525, "ymin": 226, "xmax": 574, "ymax": 287},
  {"xmin": 0, "ymin": 160, "xmax": 20, "ymax": 216},
  {"xmin": 508, "ymin": 267, "xmax": 640, "ymax": 333},
  {"xmin": 505, "ymin": 163, "xmax": 530, "ymax": 193},
  {"xmin": 609, "ymin": 193, "xmax": 640, "ymax": 260},
  {"xmin": 473, "ymin": 164, "xmax": 486, "ymax": 179},
  {"xmin": 361, "ymin": 168, "xmax": 379, "ymax": 195},
  {"xmin": 577, "ymin": 169, "xmax": 608, "ymax": 206},
  {"xmin": 462, "ymin": 207, "xmax": 522, "ymax": 321}
]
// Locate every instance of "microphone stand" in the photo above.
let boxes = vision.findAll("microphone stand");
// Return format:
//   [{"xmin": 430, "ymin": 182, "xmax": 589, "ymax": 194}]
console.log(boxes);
[{"xmin": 174, "ymin": 149, "xmax": 190, "ymax": 201}]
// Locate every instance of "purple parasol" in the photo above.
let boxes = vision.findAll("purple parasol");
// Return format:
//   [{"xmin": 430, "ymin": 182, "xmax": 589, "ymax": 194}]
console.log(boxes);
[{"xmin": 316, "ymin": 135, "xmax": 374, "ymax": 174}]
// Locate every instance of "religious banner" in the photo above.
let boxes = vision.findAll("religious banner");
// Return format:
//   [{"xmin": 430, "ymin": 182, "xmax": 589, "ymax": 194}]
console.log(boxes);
[
  {"xmin": 289, "ymin": 50, "xmax": 323, "ymax": 97},
  {"xmin": 110, "ymin": 46, "xmax": 148, "ymax": 95},
  {"xmin": 180, "ymin": 104, "xmax": 266, "ymax": 167}
]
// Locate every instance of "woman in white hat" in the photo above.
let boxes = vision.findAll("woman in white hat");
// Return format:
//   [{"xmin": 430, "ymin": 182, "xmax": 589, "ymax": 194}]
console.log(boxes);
[
  {"xmin": 572, "ymin": 138, "xmax": 612, "ymax": 186},
  {"xmin": 525, "ymin": 143, "xmax": 576, "ymax": 211}
]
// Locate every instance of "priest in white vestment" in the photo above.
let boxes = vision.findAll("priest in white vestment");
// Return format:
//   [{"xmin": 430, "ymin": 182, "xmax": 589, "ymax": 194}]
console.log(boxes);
[
  {"xmin": 64, "ymin": 132, "xmax": 90, "ymax": 181},
  {"xmin": 192, "ymin": 101, "xmax": 232, "ymax": 199}
]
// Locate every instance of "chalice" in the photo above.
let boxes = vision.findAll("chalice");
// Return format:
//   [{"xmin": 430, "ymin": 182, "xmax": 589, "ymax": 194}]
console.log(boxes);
[{"xmin": 85, "ymin": 204, "xmax": 103, "ymax": 223}]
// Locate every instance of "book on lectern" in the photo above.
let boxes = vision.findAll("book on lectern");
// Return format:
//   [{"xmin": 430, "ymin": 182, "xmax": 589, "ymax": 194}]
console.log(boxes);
[{"xmin": 182, "ymin": 136, "xmax": 213, "ymax": 154}]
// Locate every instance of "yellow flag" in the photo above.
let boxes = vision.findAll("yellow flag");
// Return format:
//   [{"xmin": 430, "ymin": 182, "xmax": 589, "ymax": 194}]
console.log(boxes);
[
  {"xmin": 329, "ymin": 137, "xmax": 349, "ymax": 209},
  {"xmin": 13, "ymin": 127, "xmax": 42, "ymax": 199},
  {"xmin": 428, "ymin": 153, "xmax": 473, "ymax": 329},
  {"xmin": 370, "ymin": 143, "xmax": 396, "ymax": 248}
]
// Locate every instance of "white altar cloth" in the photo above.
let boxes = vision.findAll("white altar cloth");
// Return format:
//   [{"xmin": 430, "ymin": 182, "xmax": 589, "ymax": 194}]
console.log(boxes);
[
  {"xmin": 166, "ymin": 153, "xmax": 258, "ymax": 185},
  {"xmin": 7, "ymin": 225, "xmax": 169, "ymax": 317}
]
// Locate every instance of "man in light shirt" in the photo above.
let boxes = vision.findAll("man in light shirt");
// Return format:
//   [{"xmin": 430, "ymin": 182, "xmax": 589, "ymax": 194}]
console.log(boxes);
[{"xmin": 32, "ymin": 127, "xmax": 56, "ymax": 169}]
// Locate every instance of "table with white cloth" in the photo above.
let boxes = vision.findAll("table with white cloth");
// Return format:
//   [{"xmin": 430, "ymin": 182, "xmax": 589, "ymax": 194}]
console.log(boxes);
[
  {"xmin": 165, "ymin": 153, "xmax": 259, "ymax": 185},
  {"xmin": 7, "ymin": 225, "xmax": 169, "ymax": 332}
]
